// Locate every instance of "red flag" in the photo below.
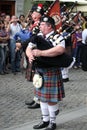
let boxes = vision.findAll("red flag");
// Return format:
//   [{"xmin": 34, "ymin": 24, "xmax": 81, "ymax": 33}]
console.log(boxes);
[{"xmin": 47, "ymin": 0, "xmax": 62, "ymax": 32}]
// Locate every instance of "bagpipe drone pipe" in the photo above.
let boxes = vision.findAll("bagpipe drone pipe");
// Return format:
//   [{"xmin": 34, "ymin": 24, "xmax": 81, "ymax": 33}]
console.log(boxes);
[{"xmin": 29, "ymin": 35, "xmax": 73, "ymax": 68}]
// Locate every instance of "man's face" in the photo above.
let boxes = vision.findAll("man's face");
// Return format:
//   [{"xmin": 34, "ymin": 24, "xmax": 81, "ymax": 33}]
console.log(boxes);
[
  {"xmin": 11, "ymin": 16, "xmax": 18, "ymax": 23},
  {"xmin": 5, "ymin": 15, "xmax": 10, "ymax": 22},
  {"xmin": 40, "ymin": 22, "xmax": 51, "ymax": 35},
  {"xmin": 32, "ymin": 11, "xmax": 41, "ymax": 22}
]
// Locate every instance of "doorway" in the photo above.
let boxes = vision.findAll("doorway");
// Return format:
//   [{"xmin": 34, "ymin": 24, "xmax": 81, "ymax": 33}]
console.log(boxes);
[{"xmin": 0, "ymin": 1, "xmax": 15, "ymax": 16}]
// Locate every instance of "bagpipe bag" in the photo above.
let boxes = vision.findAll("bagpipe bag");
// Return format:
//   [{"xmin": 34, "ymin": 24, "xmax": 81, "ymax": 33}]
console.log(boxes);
[{"xmin": 30, "ymin": 35, "xmax": 73, "ymax": 68}]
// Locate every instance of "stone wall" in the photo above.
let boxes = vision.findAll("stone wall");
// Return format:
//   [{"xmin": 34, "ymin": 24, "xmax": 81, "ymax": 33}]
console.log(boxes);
[
  {"xmin": 15, "ymin": 0, "xmax": 24, "ymax": 17},
  {"xmin": 15, "ymin": 0, "xmax": 32, "ymax": 17}
]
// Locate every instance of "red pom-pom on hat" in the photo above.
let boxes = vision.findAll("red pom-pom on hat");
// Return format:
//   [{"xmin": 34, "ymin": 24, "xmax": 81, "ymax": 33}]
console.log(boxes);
[
  {"xmin": 38, "ymin": 3, "xmax": 43, "ymax": 8},
  {"xmin": 32, "ymin": 3, "xmax": 44, "ymax": 15}
]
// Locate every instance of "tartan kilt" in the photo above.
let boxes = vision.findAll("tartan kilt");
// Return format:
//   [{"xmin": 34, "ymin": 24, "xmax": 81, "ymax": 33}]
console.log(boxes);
[{"xmin": 34, "ymin": 67, "xmax": 65, "ymax": 103}]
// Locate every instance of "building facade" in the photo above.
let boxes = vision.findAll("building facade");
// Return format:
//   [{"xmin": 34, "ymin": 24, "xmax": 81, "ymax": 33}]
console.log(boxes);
[
  {"xmin": 0, "ymin": 0, "xmax": 87, "ymax": 17},
  {"xmin": 0, "ymin": 0, "xmax": 32, "ymax": 17}
]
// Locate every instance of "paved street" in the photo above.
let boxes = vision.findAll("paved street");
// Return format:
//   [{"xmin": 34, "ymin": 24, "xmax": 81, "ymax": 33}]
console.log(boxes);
[{"xmin": 0, "ymin": 68, "xmax": 87, "ymax": 130}]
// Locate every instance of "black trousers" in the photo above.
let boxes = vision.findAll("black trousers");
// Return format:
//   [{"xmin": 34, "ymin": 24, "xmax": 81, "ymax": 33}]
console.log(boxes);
[{"xmin": 80, "ymin": 44, "xmax": 87, "ymax": 71}]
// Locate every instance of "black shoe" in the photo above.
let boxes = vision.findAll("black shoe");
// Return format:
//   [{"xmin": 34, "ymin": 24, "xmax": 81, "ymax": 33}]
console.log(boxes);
[
  {"xmin": 12, "ymin": 71, "xmax": 16, "ymax": 75},
  {"xmin": 33, "ymin": 121, "xmax": 49, "ymax": 129},
  {"xmin": 0, "ymin": 71, "xmax": 5, "ymax": 75},
  {"xmin": 44, "ymin": 123, "xmax": 56, "ymax": 130},
  {"xmin": 62, "ymin": 78, "xmax": 69, "ymax": 82},
  {"xmin": 28, "ymin": 103, "xmax": 40, "ymax": 109},
  {"xmin": 55, "ymin": 109, "xmax": 59, "ymax": 115},
  {"xmin": 4, "ymin": 70, "xmax": 9, "ymax": 74},
  {"xmin": 25, "ymin": 100, "xmax": 35, "ymax": 105},
  {"xmin": 16, "ymin": 70, "xmax": 21, "ymax": 72}
]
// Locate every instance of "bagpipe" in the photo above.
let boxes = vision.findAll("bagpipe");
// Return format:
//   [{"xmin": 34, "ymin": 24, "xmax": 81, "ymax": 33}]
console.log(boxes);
[
  {"xmin": 64, "ymin": 1, "xmax": 77, "ymax": 18},
  {"xmin": 29, "ymin": 34, "xmax": 73, "ymax": 68},
  {"xmin": 26, "ymin": 1, "xmax": 82, "ymax": 68},
  {"xmin": 29, "ymin": 21, "xmax": 82, "ymax": 68},
  {"xmin": 61, "ymin": 11, "xmax": 81, "ymax": 32}
]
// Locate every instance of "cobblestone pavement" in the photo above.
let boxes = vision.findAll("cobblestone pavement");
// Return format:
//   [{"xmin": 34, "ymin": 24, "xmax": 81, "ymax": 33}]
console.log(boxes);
[{"xmin": 0, "ymin": 68, "xmax": 87, "ymax": 130}]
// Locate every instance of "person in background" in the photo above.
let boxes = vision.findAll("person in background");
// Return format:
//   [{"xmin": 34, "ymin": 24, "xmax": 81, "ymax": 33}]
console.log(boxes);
[
  {"xmin": 18, "ymin": 14, "xmax": 27, "ymax": 28},
  {"xmin": 15, "ymin": 3, "xmax": 43, "ymax": 109},
  {"xmin": 24, "ymin": 3, "xmax": 44, "ymax": 109},
  {"xmin": 61, "ymin": 24, "xmax": 74, "ymax": 82},
  {"xmin": 72, "ymin": 25, "xmax": 82, "ymax": 69},
  {"xmin": 0, "ymin": 13, "xmax": 6, "ymax": 21},
  {"xmin": 26, "ymin": 16, "xmax": 65, "ymax": 130},
  {"xmin": 80, "ymin": 22, "xmax": 87, "ymax": 71},
  {"xmin": 14, "ymin": 22, "xmax": 33, "ymax": 72},
  {"xmin": 8, "ymin": 15, "xmax": 22, "ymax": 75},
  {"xmin": 0, "ymin": 20, "xmax": 10, "ymax": 75},
  {"xmin": 14, "ymin": 22, "xmax": 32, "ymax": 44},
  {"xmin": 4, "ymin": 15, "xmax": 11, "ymax": 71},
  {"xmin": 4, "ymin": 15, "xmax": 11, "ymax": 32}
]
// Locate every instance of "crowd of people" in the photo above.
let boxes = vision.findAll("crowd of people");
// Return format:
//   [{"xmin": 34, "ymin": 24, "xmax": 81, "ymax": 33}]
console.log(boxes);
[
  {"xmin": 0, "ymin": 12, "xmax": 33, "ymax": 75},
  {"xmin": 0, "ymin": 2, "xmax": 87, "ymax": 130},
  {"xmin": 0, "ymin": 5, "xmax": 87, "ymax": 76}
]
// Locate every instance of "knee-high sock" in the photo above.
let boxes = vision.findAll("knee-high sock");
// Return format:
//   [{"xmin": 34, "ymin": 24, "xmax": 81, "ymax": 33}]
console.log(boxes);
[
  {"xmin": 61, "ymin": 68, "xmax": 69, "ymax": 79},
  {"xmin": 40, "ymin": 102, "xmax": 49, "ymax": 122},
  {"xmin": 33, "ymin": 96, "xmax": 40, "ymax": 104},
  {"xmin": 48, "ymin": 104, "xmax": 58, "ymax": 123}
]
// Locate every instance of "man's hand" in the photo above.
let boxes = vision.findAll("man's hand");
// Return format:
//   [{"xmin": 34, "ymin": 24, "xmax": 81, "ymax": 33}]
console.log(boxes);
[
  {"xmin": 16, "ymin": 42, "xmax": 22, "ymax": 51},
  {"xmin": 26, "ymin": 47, "xmax": 35, "ymax": 64},
  {"xmin": 32, "ymin": 49, "xmax": 42, "ymax": 57}
]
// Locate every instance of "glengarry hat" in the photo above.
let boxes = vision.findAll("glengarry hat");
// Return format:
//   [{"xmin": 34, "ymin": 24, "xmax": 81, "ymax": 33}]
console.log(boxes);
[
  {"xmin": 32, "ymin": 3, "xmax": 44, "ymax": 15},
  {"xmin": 40, "ymin": 15, "xmax": 55, "ymax": 26}
]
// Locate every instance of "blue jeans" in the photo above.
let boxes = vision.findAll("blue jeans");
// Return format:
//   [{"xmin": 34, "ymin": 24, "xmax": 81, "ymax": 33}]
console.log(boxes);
[
  {"xmin": 10, "ymin": 39, "xmax": 21, "ymax": 72},
  {"xmin": 72, "ymin": 45, "xmax": 81, "ymax": 66},
  {"xmin": 0, "ymin": 46, "xmax": 7, "ymax": 72}
]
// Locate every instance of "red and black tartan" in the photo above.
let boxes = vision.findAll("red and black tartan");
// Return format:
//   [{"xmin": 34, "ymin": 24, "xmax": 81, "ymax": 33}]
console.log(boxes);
[{"xmin": 34, "ymin": 67, "xmax": 65, "ymax": 103}]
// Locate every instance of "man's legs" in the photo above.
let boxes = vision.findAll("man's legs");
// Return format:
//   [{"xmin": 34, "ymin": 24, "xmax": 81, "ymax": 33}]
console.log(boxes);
[
  {"xmin": 33, "ymin": 101, "xmax": 59, "ymax": 130},
  {"xmin": 0, "ymin": 47, "xmax": 5, "ymax": 74},
  {"xmin": 33, "ymin": 102, "xmax": 49, "ymax": 129},
  {"xmin": 10, "ymin": 39, "xmax": 16, "ymax": 73}
]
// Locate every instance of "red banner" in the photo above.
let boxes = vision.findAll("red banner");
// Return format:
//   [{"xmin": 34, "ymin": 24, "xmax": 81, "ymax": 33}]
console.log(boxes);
[{"xmin": 47, "ymin": 0, "xmax": 62, "ymax": 32}]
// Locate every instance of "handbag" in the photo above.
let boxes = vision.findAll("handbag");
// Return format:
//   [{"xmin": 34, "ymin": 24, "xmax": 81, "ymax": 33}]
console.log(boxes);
[{"xmin": 33, "ymin": 72, "xmax": 43, "ymax": 89}]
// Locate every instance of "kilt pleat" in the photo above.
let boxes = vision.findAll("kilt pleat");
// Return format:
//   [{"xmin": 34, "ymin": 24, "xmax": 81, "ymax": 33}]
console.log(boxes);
[{"xmin": 34, "ymin": 67, "xmax": 65, "ymax": 103}]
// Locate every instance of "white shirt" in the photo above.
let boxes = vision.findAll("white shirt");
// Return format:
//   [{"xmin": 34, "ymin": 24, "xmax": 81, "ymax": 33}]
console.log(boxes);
[
  {"xmin": 10, "ymin": 23, "xmax": 22, "ymax": 39},
  {"xmin": 82, "ymin": 28, "xmax": 87, "ymax": 44},
  {"xmin": 45, "ymin": 31, "xmax": 65, "ymax": 48},
  {"xmin": 28, "ymin": 31, "xmax": 65, "ymax": 49}
]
